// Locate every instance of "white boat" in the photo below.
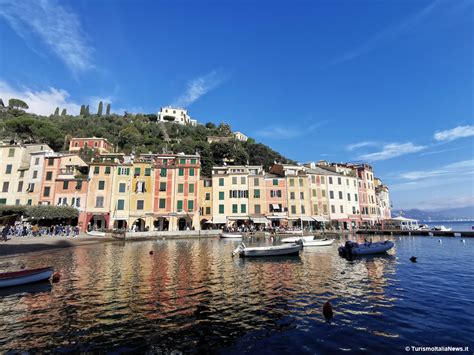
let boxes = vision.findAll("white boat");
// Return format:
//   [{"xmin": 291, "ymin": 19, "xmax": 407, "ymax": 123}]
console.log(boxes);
[
  {"xmin": 281, "ymin": 235, "xmax": 314, "ymax": 243},
  {"xmin": 432, "ymin": 225, "xmax": 452, "ymax": 232},
  {"xmin": 220, "ymin": 233, "xmax": 243, "ymax": 239},
  {"xmin": 0, "ymin": 267, "xmax": 54, "ymax": 288},
  {"xmin": 338, "ymin": 240, "xmax": 394, "ymax": 257},
  {"xmin": 286, "ymin": 230, "xmax": 303, "ymax": 235},
  {"xmin": 87, "ymin": 230, "xmax": 106, "ymax": 237},
  {"xmin": 302, "ymin": 238, "xmax": 334, "ymax": 247},
  {"xmin": 232, "ymin": 243, "xmax": 302, "ymax": 257}
]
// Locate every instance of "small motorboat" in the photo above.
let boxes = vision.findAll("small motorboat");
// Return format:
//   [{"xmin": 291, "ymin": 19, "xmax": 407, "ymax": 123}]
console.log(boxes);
[
  {"xmin": 0, "ymin": 267, "xmax": 54, "ymax": 288},
  {"xmin": 302, "ymin": 238, "xmax": 335, "ymax": 247},
  {"xmin": 281, "ymin": 235, "xmax": 314, "ymax": 243},
  {"xmin": 432, "ymin": 225, "xmax": 452, "ymax": 232},
  {"xmin": 338, "ymin": 240, "xmax": 394, "ymax": 257},
  {"xmin": 220, "ymin": 233, "xmax": 243, "ymax": 239},
  {"xmin": 87, "ymin": 230, "xmax": 106, "ymax": 237},
  {"xmin": 232, "ymin": 242, "xmax": 302, "ymax": 257}
]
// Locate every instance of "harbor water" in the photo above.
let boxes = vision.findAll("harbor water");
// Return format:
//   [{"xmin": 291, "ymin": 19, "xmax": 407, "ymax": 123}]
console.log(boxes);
[{"xmin": 0, "ymin": 235, "xmax": 473, "ymax": 353}]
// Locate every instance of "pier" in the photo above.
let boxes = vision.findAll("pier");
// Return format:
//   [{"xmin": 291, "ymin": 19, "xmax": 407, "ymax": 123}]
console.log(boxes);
[{"xmin": 356, "ymin": 229, "xmax": 474, "ymax": 238}]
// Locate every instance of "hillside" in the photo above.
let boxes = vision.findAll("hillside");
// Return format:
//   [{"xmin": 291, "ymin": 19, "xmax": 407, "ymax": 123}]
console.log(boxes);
[
  {"xmin": 392, "ymin": 206, "xmax": 474, "ymax": 221},
  {"xmin": 0, "ymin": 104, "xmax": 294, "ymax": 176}
]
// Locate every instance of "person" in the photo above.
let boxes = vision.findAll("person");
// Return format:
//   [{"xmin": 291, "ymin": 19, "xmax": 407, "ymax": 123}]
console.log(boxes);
[{"xmin": 2, "ymin": 225, "xmax": 11, "ymax": 242}]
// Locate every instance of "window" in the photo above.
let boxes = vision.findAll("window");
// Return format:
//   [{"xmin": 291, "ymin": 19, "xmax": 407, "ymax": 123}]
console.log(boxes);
[
  {"xmin": 98, "ymin": 181, "xmax": 105, "ymax": 190},
  {"xmin": 338, "ymin": 177, "xmax": 342, "ymax": 185},
  {"xmin": 232, "ymin": 204, "xmax": 238, "ymax": 213},
  {"xmin": 95, "ymin": 196, "xmax": 104, "ymax": 207},
  {"xmin": 180, "ymin": 158, "xmax": 186, "ymax": 164},
  {"xmin": 137, "ymin": 200, "xmax": 144, "ymax": 210},
  {"xmin": 135, "ymin": 181, "xmax": 146, "ymax": 193},
  {"xmin": 346, "ymin": 179, "xmax": 349, "ymax": 186},
  {"xmin": 312, "ymin": 189, "xmax": 317, "ymax": 197},
  {"xmin": 118, "ymin": 167, "xmax": 130, "ymax": 175},
  {"xmin": 63, "ymin": 181, "xmax": 69, "ymax": 189},
  {"xmin": 177, "ymin": 200, "xmax": 183, "ymax": 211},
  {"xmin": 8, "ymin": 148, "xmax": 15, "ymax": 157},
  {"xmin": 33, "ymin": 171, "xmax": 38, "ymax": 179},
  {"xmin": 322, "ymin": 190, "xmax": 326, "ymax": 197},
  {"xmin": 179, "ymin": 168, "xmax": 184, "ymax": 176},
  {"xmin": 219, "ymin": 204, "xmax": 224, "ymax": 214},
  {"xmin": 43, "ymin": 186, "xmax": 50, "ymax": 197},
  {"xmin": 219, "ymin": 191, "xmax": 224, "ymax": 200},
  {"xmin": 300, "ymin": 192, "xmax": 304, "ymax": 200},
  {"xmin": 188, "ymin": 200, "xmax": 194, "ymax": 211},
  {"xmin": 48, "ymin": 158, "xmax": 54, "ymax": 166},
  {"xmin": 321, "ymin": 176, "xmax": 325, "ymax": 184},
  {"xmin": 160, "ymin": 168, "xmax": 167, "ymax": 177},
  {"xmin": 323, "ymin": 205, "xmax": 328, "ymax": 213},
  {"xmin": 311, "ymin": 176, "xmax": 316, "ymax": 183},
  {"xmin": 301, "ymin": 206, "xmax": 305, "ymax": 214},
  {"xmin": 204, "ymin": 179, "xmax": 212, "ymax": 187},
  {"xmin": 329, "ymin": 177, "xmax": 333, "ymax": 184},
  {"xmin": 299, "ymin": 178, "xmax": 303, "ymax": 186},
  {"xmin": 159, "ymin": 198, "xmax": 166, "ymax": 208},
  {"xmin": 27, "ymin": 199, "xmax": 32, "ymax": 206},
  {"xmin": 347, "ymin": 193, "xmax": 351, "ymax": 201},
  {"xmin": 290, "ymin": 192, "xmax": 295, "ymax": 200},
  {"xmin": 0, "ymin": 198, "xmax": 6, "ymax": 205},
  {"xmin": 273, "ymin": 179, "xmax": 278, "ymax": 186},
  {"xmin": 105, "ymin": 166, "xmax": 111, "ymax": 175},
  {"xmin": 205, "ymin": 192, "xmax": 210, "ymax": 200},
  {"xmin": 159, "ymin": 182, "xmax": 166, "ymax": 191},
  {"xmin": 313, "ymin": 204, "xmax": 318, "ymax": 213},
  {"xmin": 340, "ymin": 205, "xmax": 344, "ymax": 213},
  {"xmin": 338, "ymin": 191, "xmax": 343, "ymax": 199},
  {"xmin": 74, "ymin": 142, "xmax": 78, "ymax": 147},
  {"xmin": 75, "ymin": 197, "xmax": 81, "ymax": 207},
  {"xmin": 205, "ymin": 207, "xmax": 211, "ymax": 214},
  {"xmin": 4, "ymin": 164, "xmax": 11, "ymax": 174},
  {"xmin": 331, "ymin": 205, "xmax": 335, "ymax": 213},
  {"xmin": 254, "ymin": 178, "xmax": 259, "ymax": 186},
  {"xmin": 17, "ymin": 181, "xmax": 23, "ymax": 192},
  {"xmin": 241, "ymin": 204, "xmax": 246, "ymax": 213},
  {"xmin": 145, "ymin": 168, "xmax": 151, "ymax": 176},
  {"xmin": 190, "ymin": 159, "xmax": 197, "ymax": 164},
  {"xmin": 94, "ymin": 166, "xmax": 100, "ymax": 174},
  {"xmin": 178, "ymin": 184, "xmax": 184, "ymax": 193},
  {"xmin": 76, "ymin": 181, "xmax": 82, "ymax": 190},
  {"xmin": 254, "ymin": 189, "xmax": 260, "ymax": 198},
  {"xmin": 189, "ymin": 168, "xmax": 195, "ymax": 176},
  {"xmin": 352, "ymin": 206, "xmax": 357, "ymax": 214},
  {"xmin": 291, "ymin": 205, "xmax": 296, "ymax": 214},
  {"xmin": 134, "ymin": 167, "xmax": 141, "ymax": 176},
  {"xmin": 117, "ymin": 199, "xmax": 125, "ymax": 210},
  {"xmin": 219, "ymin": 178, "xmax": 224, "ymax": 186},
  {"xmin": 232, "ymin": 177, "xmax": 237, "ymax": 184},
  {"xmin": 119, "ymin": 183, "xmax": 126, "ymax": 193},
  {"xmin": 189, "ymin": 183, "xmax": 195, "ymax": 193},
  {"xmin": 241, "ymin": 177, "xmax": 246, "ymax": 184},
  {"xmin": 45, "ymin": 171, "xmax": 53, "ymax": 180},
  {"xmin": 19, "ymin": 170, "xmax": 24, "ymax": 178},
  {"xmin": 27, "ymin": 183, "xmax": 35, "ymax": 192},
  {"xmin": 35, "ymin": 157, "xmax": 39, "ymax": 165},
  {"xmin": 329, "ymin": 191, "xmax": 334, "ymax": 199},
  {"xmin": 355, "ymin": 194, "xmax": 358, "ymax": 202},
  {"xmin": 289, "ymin": 179, "xmax": 294, "ymax": 187},
  {"xmin": 255, "ymin": 204, "xmax": 261, "ymax": 214}
]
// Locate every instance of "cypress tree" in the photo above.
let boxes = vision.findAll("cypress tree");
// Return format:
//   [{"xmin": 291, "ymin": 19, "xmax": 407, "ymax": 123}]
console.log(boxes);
[
  {"xmin": 80, "ymin": 105, "xmax": 85, "ymax": 116},
  {"xmin": 85, "ymin": 105, "xmax": 90, "ymax": 116},
  {"xmin": 54, "ymin": 107, "xmax": 59, "ymax": 116},
  {"xmin": 106, "ymin": 103, "xmax": 111, "ymax": 115},
  {"xmin": 97, "ymin": 101, "xmax": 103, "ymax": 116},
  {"xmin": 61, "ymin": 108, "xmax": 67, "ymax": 116}
]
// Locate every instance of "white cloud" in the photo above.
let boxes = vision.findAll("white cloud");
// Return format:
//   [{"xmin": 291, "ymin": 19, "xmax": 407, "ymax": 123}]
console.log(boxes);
[
  {"xmin": 346, "ymin": 141, "xmax": 378, "ymax": 151},
  {"xmin": 0, "ymin": 0, "xmax": 94, "ymax": 74},
  {"xmin": 358, "ymin": 142, "xmax": 426, "ymax": 161},
  {"xmin": 434, "ymin": 125, "xmax": 474, "ymax": 142},
  {"xmin": 255, "ymin": 127, "xmax": 303, "ymax": 139},
  {"xmin": 0, "ymin": 80, "xmax": 81, "ymax": 115},
  {"xmin": 398, "ymin": 159, "xmax": 474, "ymax": 181},
  {"xmin": 172, "ymin": 69, "xmax": 227, "ymax": 108}
]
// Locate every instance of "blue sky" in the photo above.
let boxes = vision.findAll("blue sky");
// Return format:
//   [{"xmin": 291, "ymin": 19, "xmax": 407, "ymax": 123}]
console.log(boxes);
[{"xmin": 0, "ymin": 0, "xmax": 472, "ymax": 210}]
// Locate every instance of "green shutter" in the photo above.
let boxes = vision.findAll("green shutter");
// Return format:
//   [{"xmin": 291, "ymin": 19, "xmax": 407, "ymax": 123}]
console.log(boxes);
[
  {"xmin": 179, "ymin": 168, "xmax": 184, "ymax": 176},
  {"xmin": 189, "ymin": 168, "xmax": 195, "ymax": 176},
  {"xmin": 188, "ymin": 200, "xmax": 194, "ymax": 211},
  {"xmin": 177, "ymin": 200, "xmax": 183, "ymax": 211}
]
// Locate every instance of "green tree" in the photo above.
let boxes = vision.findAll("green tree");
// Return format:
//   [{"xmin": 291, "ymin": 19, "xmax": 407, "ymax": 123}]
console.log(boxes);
[
  {"xmin": 80, "ymin": 105, "xmax": 85, "ymax": 116},
  {"xmin": 97, "ymin": 101, "xmax": 103, "ymax": 116},
  {"xmin": 217, "ymin": 122, "xmax": 232, "ymax": 136},
  {"xmin": 54, "ymin": 107, "xmax": 59, "ymax": 116},
  {"xmin": 106, "ymin": 103, "xmax": 111, "ymax": 115},
  {"xmin": 205, "ymin": 122, "xmax": 216, "ymax": 129},
  {"xmin": 8, "ymin": 98, "xmax": 29, "ymax": 110},
  {"xmin": 61, "ymin": 108, "xmax": 67, "ymax": 116},
  {"xmin": 84, "ymin": 105, "xmax": 90, "ymax": 116}
]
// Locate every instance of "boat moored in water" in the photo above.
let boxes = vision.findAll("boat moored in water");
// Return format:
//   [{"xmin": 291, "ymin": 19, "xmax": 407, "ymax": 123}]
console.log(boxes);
[
  {"xmin": 87, "ymin": 230, "xmax": 106, "ymax": 237},
  {"xmin": 302, "ymin": 238, "xmax": 335, "ymax": 247},
  {"xmin": 220, "ymin": 233, "xmax": 243, "ymax": 239},
  {"xmin": 338, "ymin": 240, "xmax": 394, "ymax": 257},
  {"xmin": 232, "ymin": 242, "xmax": 302, "ymax": 257},
  {"xmin": 0, "ymin": 267, "xmax": 54, "ymax": 288},
  {"xmin": 432, "ymin": 225, "xmax": 452, "ymax": 232},
  {"xmin": 281, "ymin": 235, "xmax": 314, "ymax": 243}
]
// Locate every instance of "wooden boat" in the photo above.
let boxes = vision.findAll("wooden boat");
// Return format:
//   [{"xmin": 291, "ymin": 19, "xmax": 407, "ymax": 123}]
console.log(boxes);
[
  {"xmin": 338, "ymin": 240, "xmax": 394, "ymax": 257},
  {"xmin": 0, "ymin": 267, "xmax": 54, "ymax": 288},
  {"xmin": 302, "ymin": 238, "xmax": 334, "ymax": 247},
  {"xmin": 281, "ymin": 235, "xmax": 314, "ymax": 243},
  {"xmin": 232, "ymin": 242, "xmax": 302, "ymax": 257},
  {"xmin": 87, "ymin": 230, "xmax": 106, "ymax": 237},
  {"xmin": 220, "ymin": 233, "xmax": 243, "ymax": 239}
]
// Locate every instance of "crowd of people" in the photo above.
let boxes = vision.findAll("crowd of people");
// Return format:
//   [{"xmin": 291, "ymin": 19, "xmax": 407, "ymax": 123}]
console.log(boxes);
[{"xmin": 1, "ymin": 222, "xmax": 80, "ymax": 241}]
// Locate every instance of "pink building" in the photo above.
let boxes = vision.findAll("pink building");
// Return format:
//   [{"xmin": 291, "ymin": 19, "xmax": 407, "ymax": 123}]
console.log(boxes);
[
  {"xmin": 264, "ymin": 174, "xmax": 288, "ymax": 227},
  {"xmin": 69, "ymin": 137, "xmax": 114, "ymax": 154}
]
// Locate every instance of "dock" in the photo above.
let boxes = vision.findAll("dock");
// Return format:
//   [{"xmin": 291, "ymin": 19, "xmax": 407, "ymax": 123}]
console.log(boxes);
[{"xmin": 356, "ymin": 229, "xmax": 474, "ymax": 238}]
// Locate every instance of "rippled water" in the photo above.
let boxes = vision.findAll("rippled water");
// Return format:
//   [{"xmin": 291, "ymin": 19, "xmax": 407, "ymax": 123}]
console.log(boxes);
[{"xmin": 0, "ymin": 235, "xmax": 473, "ymax": 353}]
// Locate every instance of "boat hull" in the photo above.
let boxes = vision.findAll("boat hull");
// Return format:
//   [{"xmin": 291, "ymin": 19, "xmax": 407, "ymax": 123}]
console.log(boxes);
[
  {"xmin": 0, "ymin": 267, "xmax": 53, "ymax": 288},
  {"xmin": 220, "ymin": 233, "xmax": 243, "ymax": 239},
  {"xmin": 302, "ymin": 238, "xmax": 334, "ymax": 247},
  {"xmin": 281, "ymin": 235, "xmax": 314, "ymax": 243},
  {"xmin": 87, "ymin": 231, "xmax": 105, "ymax": 237},
  {"xmin": 339, "ymin": 241, "xmax": 394, "ymax": 256},
  {"xmin": 242, "ymin": 244, "xmax": 302, "ymax": 257}
]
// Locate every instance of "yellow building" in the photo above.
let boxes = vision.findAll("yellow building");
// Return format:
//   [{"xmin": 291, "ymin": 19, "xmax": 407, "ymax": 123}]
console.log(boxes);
[
  {"xmin": 199, "ymin": 178, "xmax": 213, "ymax": 229},
  {"xmin": 110, "ymin": 162, "xmax": 132, "ymax": 230},
  {"xmin": 128, "ymin": 159, "xmax": 154, "ymax": 231},
  {"xmin": 247, "ymin": 166, "xmax": 268, "ymax": 227}
]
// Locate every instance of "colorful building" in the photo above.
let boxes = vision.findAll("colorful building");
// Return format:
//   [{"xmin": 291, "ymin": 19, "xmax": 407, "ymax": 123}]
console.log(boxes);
[
  {"xmin": 264, "ymin": 173, "xmax": 288, "ymax": 227},
  {"xmin": 69, "ymin": 137, "xmax": 114, "ymax": 154}
]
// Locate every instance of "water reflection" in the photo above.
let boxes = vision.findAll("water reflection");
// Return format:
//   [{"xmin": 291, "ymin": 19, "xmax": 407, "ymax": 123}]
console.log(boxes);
[{"xmin": 0, "ymin": 235, "xmax": 472, "ymax": 352}]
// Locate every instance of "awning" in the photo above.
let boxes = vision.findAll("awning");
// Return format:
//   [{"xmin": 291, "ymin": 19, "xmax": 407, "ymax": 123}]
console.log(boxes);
[
  {"xmin": 300, "ymin": 216, "xmax": 314, "ymax": 222},
  {"xmin": 227, "ymin": 216, "xmax": 249, "ymax": 220},
  {"xmin": 271, "ymin": 204, "xmax": 280, "ymax": 209},
  {"xmin": 251, "ymin": 217, "xmax": 269, "ymax": 224},
  {"xmin": 267, "ymin": 215, "xmax": 287, "ymax": 219},
  {"xmin": 212, "ymin": 216, "xmax": 227, "ymax": 224},
  {"xmin": 312, "ymin": 215, "xmax": 328, "ymax": 222}
]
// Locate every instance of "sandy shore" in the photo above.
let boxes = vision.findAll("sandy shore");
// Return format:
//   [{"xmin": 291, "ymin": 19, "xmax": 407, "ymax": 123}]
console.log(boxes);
[{"xmin": 0, "ymin": 234, "xmax": 117, "ymax": 258}]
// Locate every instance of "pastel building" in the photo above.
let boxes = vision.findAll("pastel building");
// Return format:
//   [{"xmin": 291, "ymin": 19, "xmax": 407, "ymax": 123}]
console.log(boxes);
[
  {"xmin": 264, "ymin": 173, "xmax": 288, "ymax": 227},
  {"xmin": 375, "ymin": 178, "xmax": 391, "ymax": 222},
  {"xmin": 157, "ymin": 107, "xmax": 197, "ymax": 126},
  {"xmin": 199, "ymin": 178, "xmax": 213, "ymax": 228},
  {"xmin": 110, "ymin": 162, "xmax": 132, "ymax": 230},
  {"xmin": 69, "ymin": 137, "xmax": 114, "ymax": 154},
  {"xmin": 247, "ymin": 166, "xmax": 268, "ymax": 226},
  {"xmin": 152, "ymin": 153, "xmax": 201, "ymax": 231},
  {"xmin": 304, "ymin": 165, "xmax": 330, "ymax": 224},
  {"xmin": 21, "ymin": 151, "xmax": 55, "ymax": 206},
  {"xmin": 355, "ymin": 164, "xmax": 378, "ymax": 226},
  {"xmin": 129, "ymin": 159, "xmax": 154, "ymax": 231}
]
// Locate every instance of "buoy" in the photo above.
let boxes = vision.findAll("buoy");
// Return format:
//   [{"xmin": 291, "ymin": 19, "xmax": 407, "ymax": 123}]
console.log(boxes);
[
  {"xmin": 462, "ymin": 239, "xmax": 466, "ymax": 243},
  {"xmin": 439, "ymin": 239, "xmax": 442, "ymax": 243},
  {"xmin": 52, "ymin": 272, "xmax": 61, "ymax": 283},
  {"xmin": 410, "ymin": 256, "xmax": 417, "ymax": 263},
  {"xmin": 149, "ymin": 250, "xmax": 154, "ymax": 255},
  {"xmin": 322, "ymin": 301, "xmax": 333, "ymax": 320}
]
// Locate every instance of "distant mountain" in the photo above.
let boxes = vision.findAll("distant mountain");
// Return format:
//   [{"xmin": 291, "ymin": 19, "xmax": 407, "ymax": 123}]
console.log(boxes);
[{"xmin": 393, "ymin": 206, "xmax": 474, "ymax": 221}]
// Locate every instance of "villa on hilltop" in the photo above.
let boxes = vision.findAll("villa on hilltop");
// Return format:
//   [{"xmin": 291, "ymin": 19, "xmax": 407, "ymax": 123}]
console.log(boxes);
[{"xmin": 157, "ymin": 107, "xmax": 198, "ymax": 126}]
